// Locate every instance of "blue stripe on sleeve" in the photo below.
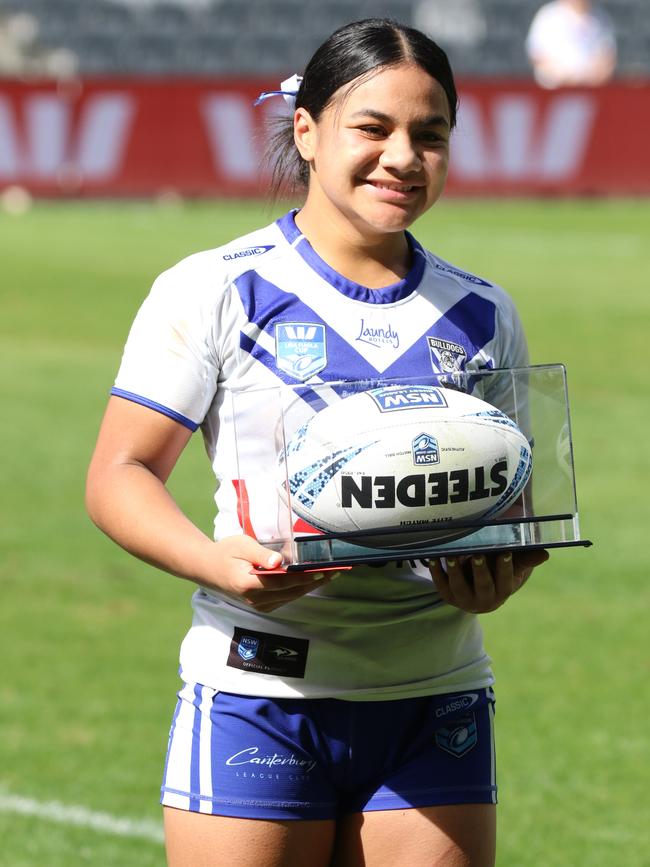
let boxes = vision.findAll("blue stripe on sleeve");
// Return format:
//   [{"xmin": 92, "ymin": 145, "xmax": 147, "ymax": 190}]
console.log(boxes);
[{"xmin": 110, "ymin": 387, "xmax": 200, "ymax": 431}]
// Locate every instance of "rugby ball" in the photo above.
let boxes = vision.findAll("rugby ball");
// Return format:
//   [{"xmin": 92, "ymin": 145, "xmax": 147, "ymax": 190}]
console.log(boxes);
[{"xmin": 279, "ymin": 384, "xmax": 532, "ymax": 548}]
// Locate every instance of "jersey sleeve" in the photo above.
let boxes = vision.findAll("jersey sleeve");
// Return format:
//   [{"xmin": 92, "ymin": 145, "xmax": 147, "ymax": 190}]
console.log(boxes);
[
  {"xmin": 112, "ymin": 256, "xmax": 221, "ymax": 431},
  {"xmin": 496, "ymin": 292, "xmax": 529, "ymax": 371}
]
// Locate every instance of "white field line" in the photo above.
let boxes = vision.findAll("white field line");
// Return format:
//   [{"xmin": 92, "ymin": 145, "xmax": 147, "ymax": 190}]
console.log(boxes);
[{"xmin": 0, "ymin": 789, "xmax": 164, "ymax": 844}]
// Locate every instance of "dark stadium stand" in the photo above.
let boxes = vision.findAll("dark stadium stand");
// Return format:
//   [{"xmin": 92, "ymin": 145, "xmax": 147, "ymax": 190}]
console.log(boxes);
[{"xmin": 0, "ymin": 0, "xmax": 648, "ymax": 78}]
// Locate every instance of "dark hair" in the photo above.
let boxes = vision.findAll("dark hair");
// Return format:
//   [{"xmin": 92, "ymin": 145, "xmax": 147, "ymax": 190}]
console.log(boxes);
[{"xmin": 266, "ymin": 18, "xmax": 458, "ymax": 197}]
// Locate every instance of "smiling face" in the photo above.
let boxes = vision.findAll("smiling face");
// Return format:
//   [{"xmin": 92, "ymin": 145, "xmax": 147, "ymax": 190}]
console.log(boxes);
[{"xmin": 294, "ymin": 63, "xmax": 452, "ymax": 241}]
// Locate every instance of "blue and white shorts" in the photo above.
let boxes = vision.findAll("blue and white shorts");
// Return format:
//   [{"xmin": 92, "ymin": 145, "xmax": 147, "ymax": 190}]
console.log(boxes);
[{"xmin": 161, "ymin": 682, "xmax": 497, "ymax": 820}]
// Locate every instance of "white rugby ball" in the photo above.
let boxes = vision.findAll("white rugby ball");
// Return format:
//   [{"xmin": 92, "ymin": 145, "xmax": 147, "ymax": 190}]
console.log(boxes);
[{"xmin": 279, "ymin": 384, "xmax": 532, "ymax": 548}]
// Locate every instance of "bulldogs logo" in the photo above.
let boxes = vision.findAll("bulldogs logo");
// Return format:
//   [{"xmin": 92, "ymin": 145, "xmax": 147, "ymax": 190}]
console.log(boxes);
[{"xmin": 427, "ymin": 337, "xmax": 467, "ymax": 374}]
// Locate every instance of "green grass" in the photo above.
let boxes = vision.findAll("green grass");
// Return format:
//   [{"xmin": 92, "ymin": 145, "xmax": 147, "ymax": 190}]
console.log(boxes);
[{"xmin": 1, "ymin": 199, "xmax": 648, "ymax": 866}]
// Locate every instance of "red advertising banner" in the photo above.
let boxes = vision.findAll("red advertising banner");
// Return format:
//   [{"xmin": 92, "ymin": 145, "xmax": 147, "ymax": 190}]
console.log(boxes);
[{"xmin": 0, "ymin": 77, "xmax": 649, "ymax": 197}]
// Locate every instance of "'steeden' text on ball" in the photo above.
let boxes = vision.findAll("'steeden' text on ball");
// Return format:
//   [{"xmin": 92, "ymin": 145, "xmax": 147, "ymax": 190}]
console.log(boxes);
[{"xmin": 340, "ymin": 461, "xmax": 508, "ymax": 510}]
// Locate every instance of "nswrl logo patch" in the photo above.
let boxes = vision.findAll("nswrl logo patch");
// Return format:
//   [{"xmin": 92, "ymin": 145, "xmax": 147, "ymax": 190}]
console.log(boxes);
[
  {"xmin": 412, "ymin": 432, "xmax": 440, "ymax": 466},
  {"xmin": 275, "ymin": 322, "xmax": 327, "ymax": 382},
  {"xmin": 237, "ymin": 635, "xmax": 259, "ymax": 661}
]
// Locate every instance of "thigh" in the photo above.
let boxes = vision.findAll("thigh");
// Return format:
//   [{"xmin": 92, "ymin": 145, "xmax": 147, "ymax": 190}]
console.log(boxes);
[
  {"xmin": 164, "ymin": 806, "xmax": 336, "ymax": 867},
  {"xmin": 332, "ymin": 803, "xmax": 496, "ymax": 867}
]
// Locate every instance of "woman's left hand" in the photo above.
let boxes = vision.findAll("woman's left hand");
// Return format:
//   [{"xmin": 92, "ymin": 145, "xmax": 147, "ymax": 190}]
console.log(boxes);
[{"xmin": 429, "ymin": 549, "xmax": 549, "ymax": 613}]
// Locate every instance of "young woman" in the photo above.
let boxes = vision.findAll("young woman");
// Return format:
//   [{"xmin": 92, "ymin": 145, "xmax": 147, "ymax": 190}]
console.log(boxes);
[{"xmin": 86, "ymin": 18, "xmax": 548, "ymax": 867}]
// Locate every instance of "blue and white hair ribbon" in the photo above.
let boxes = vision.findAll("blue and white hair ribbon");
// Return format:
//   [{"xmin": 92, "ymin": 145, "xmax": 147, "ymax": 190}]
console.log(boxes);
[{"xmin": 254, "ymin": 74, "xmax": 303, "ymax": 109}]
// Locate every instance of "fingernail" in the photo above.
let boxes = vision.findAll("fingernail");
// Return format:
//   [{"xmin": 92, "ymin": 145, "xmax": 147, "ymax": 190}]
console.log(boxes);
[
  {"xmin": 502, "ymin": 553, "xmax": 512, "ymax": 563},
  {"xmin": 447, "ymin": 558, "xmax": 457, "ymax": 567},
  {"xmin": 473, "ymin": 556, "xmax": 484, "ymax": 566},
  {"xmin": 311, "ymin": 572, "xmax": 325, "ymax": 580}
]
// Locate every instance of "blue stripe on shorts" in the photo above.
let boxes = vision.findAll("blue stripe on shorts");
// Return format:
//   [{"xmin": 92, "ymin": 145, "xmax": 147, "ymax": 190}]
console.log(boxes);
[{"xmin": 161, "ymin": 683, "xmax": 497, "ymax": 820}]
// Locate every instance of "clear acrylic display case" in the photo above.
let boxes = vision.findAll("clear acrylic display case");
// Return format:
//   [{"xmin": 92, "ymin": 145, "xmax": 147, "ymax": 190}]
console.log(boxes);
[{"xmin": 230, "ymin": 365, "xmax": 591, "ymax": 570}]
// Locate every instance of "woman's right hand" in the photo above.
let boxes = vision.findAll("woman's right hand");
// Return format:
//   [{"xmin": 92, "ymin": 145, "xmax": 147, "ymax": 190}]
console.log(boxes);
[{"xmin": 203, "ymin": 535, "xmax": 331, "ymax": 613}]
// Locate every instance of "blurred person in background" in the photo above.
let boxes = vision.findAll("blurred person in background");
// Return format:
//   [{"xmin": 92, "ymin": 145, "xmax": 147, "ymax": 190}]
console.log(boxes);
[{"xmin": 526, "ymin": 0, "xmax": 617, "ymax": 88}]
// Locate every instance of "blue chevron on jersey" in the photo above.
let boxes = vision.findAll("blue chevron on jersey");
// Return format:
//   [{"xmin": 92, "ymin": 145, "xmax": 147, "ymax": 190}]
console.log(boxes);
[
  {"xmin": 234, "ymin": 271, "xmax": 395, "ymax": 381},
  {"xmin": 233, "ymin": 264, "xmax": 500, "ymax": 388}
]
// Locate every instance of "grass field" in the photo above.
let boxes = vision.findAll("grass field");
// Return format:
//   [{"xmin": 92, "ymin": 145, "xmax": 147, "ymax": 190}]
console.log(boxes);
[{"xmin": 1, "ymin": 198, "xmax": 649, "ymax": 866}]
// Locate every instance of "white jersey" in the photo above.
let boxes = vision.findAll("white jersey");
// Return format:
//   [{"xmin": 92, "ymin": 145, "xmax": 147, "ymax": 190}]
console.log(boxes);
[{"xmin": 113, "ymin": 211, "xmax": 528, "ymax": 700}]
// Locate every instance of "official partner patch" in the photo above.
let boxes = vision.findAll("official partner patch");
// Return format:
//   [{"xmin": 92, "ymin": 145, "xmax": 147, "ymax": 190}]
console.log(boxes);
[{"xmin": 228, "ymin": 627, "xmax": 309, "ymax": 678}]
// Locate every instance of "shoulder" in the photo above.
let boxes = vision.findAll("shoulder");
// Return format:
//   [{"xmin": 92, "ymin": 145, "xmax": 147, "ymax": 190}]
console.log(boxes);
[
  {"xmin": 420, "ymin": 248, "xmax": 515, "ymax": 307},
  {"xmin": 527, "ymin": 2, "xmax": 562, "ymax": 35},
  {"xmin": 532, "ymin": 1, "xmax": 563, "ymax": 22},
  {"xmin": 528, "ymin": 2, "xmax": 554, "ymax": 22},
  {"xmin": 149, "ymin": 220, "xmax": 289, "ymax": 304}
]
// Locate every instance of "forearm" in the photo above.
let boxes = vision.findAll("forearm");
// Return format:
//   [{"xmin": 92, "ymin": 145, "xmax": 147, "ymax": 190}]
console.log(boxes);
[
  {"xmin": 86, "ymin": 460, "xmax": 216, "ymax": 585},
  {"xmin": 86, "ymin": 399, "xmax": 316, "ymax": 610}
]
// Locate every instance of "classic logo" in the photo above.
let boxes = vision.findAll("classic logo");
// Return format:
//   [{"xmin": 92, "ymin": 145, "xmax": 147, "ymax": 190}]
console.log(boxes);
[
  {"xmin": 0, "ymin": 93, "xmax": 134, "ymax": 181},
  {"xmin": 223, "ymin": 245, "xmax": 274, "ymax": 260},
  {"xmin": 432, "ymin": 262, "xmax": 492, "ymax": 287},
  {"xmin": 435, "ymin": 714, "xmax": 478, "ymax": 758},
  {"xmin": 434, "ymin": 693, "xmax": 479, "ymax": 720},
  {"xmin": 275, "ymin": 323, "xmax": 327, "ymax": 382},
  {"xmin": 368, "ymin": 385, "xmax": 448, "ymax": 413},
  {"xmin": 237, "ymin": 635, "xmax": 259, "ymax": 661},
  {"xmin": 412, "ymin": 433, "xmax": 440, "ymax": 466},
  {"xmin": 356, "ymin": 319, "xmax": 400, "ymax": 349},
  {"xmin": 427, "ymin": 337, "xmax": 468, "ymax": 375}
]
